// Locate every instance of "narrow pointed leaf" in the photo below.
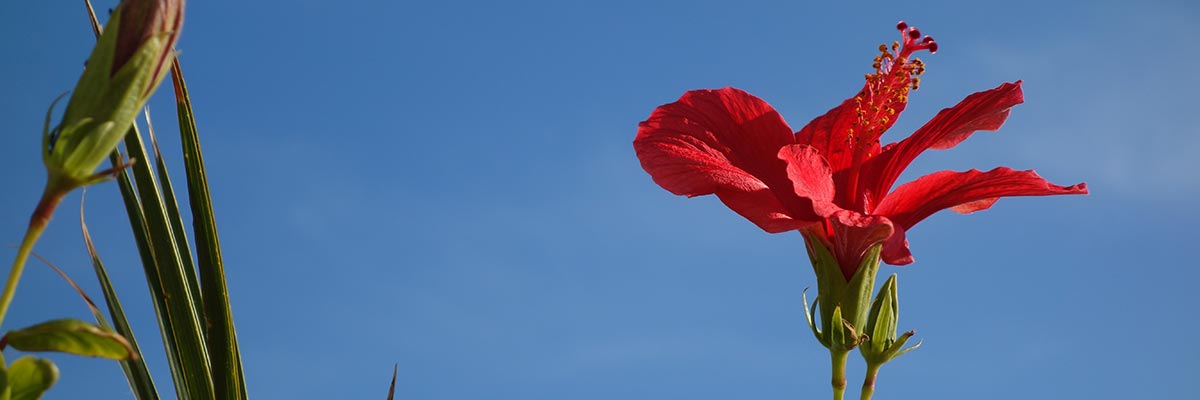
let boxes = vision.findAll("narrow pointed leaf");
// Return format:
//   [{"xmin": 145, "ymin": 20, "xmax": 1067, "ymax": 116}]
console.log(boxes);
[
  {"xmin": 7, "ymin": 357, "xmax": 57, "ymax": 400},
  {"xmin": 119, "ymin": 99, "xmax": 213, "ymax": 399},
  {"xmin": 107, "ymin": 147, "xmax": 197, "ymax": 395},
  {"xmin": 3, "ymin": 319, "xmax": 133, "ymax": 360},
  {"xmin": 143, "ymin": 111, "xmax": 205, "ymax": 318},
  {"xmin": 28, "ymin": 249, "xmax": 107, "ymax": 335},
  {"xmin": 172, "ymin": 60, "xmax": 246, "ymax": 398},
  {"xmin": 81, "ymin": 199, "xmax": 160, "ymax": 399}
]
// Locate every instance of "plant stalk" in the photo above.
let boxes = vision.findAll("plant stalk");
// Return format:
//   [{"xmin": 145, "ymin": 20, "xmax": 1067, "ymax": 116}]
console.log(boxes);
[
  {"xmin": 860, "ymin": 362, "xmax": 882, "ymax": 400},
  {"xmin": 0, "ymin": 191, "xmax": 66, "ymax": 329},
  {"xmin": 831, "ymin": 350, "xmax": 848, "ymax": 400}
]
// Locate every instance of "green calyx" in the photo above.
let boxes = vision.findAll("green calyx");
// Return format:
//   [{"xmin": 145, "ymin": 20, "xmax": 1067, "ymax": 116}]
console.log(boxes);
[
  {"xmin": 859, "ymin": 274, "xmax": 921, "ymax": 366},
  {"xmin": 802, "ymin": 232, "xmax": 881, "ymax": 352},
  {"xmin": 43, "ymin": 4, "xmax": 176, "ymax": 188}
]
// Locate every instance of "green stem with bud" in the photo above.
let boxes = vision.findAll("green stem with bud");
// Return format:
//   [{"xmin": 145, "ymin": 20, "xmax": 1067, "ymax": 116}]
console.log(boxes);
[
  {"xmin": 831, "ymin": 350, "xmax": 848, "ymax": 400},
  {"xmin": 0, "ymin": 190, "xmax": 67, "ymax": 329}
]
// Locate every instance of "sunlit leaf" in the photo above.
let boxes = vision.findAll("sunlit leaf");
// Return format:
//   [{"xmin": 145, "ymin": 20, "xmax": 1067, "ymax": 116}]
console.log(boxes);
[
  {"xmin": 3, "ymin": 319, "xmax": 133, "ymax": 360},
  {"xmin": 8, "ymin": 357, "xmax": 58, "ymax": 400}
]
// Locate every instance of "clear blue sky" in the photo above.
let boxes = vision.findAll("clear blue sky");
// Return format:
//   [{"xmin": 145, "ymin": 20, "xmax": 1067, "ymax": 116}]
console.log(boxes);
[{"xmin": 1, "ymin": 0, "xmax": 1196, "ymax": 398}]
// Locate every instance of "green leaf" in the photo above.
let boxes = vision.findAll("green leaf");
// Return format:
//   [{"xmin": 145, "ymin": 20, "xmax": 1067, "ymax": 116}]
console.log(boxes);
[
  {"xmin": 172, "ymin": 60, "xmax": 246, "ymax": 399},
  {"xmin": 3, "ymin": 319, "xmax": 133, "ymax": 360},
  {"xmin": 81, "ymin": 198, "xmax": 160, "ymax": 399},
  {"xmin": 113, "ymin": 108, "xmax": 214, "ymax": 398},
  {"xmin": 8, "ymin": 357, "xmax": 58, "ymax": 400}
]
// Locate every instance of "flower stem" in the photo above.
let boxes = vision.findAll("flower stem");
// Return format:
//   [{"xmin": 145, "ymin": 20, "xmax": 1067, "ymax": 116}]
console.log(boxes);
[
  {"xmin": 0, "ymin": 191, "xmax": 65, "ymax": 329},
  {"xmin": 859, "ymin": 362, "xmax": 882, "ymax": 400},
  {"xmin": 831, "ymin": 350, "xmax": 848, "ymax": 400}
]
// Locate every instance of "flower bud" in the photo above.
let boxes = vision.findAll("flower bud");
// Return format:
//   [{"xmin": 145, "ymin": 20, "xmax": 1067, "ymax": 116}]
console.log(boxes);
[
  {"xmin": 43, "ymin": 0, "xmax": 184, "ymax": 189},
  {"xmin": 862, "ymin": 274, "xmax": 899, "ymax": 357},
  {"xmin": 859, "ymin": 274, "xmax": 921, "ymax": 365},
  {"xmin": 115, "ymin": 0, "xmax": 184, "ymax": 94}
]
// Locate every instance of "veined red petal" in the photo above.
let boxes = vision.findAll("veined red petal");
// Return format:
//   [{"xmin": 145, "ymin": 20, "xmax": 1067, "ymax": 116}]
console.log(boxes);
[
  {"xmin": 634, "ymin": 88, "xmax": 824, "ymax": 229},
  {"xmin": 860, "ymin": 82, "xmax": 1025, "ymax": 211},
  {"xmin": 875, "ymin": 167, "xmax": 1088, "ymax": 263},
  {"xmin": 794, "ymin": 96, "xmax": 866, "ymax": 174}
]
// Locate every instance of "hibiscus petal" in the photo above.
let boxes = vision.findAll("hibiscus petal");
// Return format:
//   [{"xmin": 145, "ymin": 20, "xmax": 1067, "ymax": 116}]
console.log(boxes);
[
  {"xmin": 634, "ymin": 88, "xmax": 824, "ymax": 228},
  {"xmin": 793, "ymin": 96, "xmax": 862, "ymax": 173},
  {"xmin": 828, "ymin": 210, "xmax": 894, "ymax": 279},
  {"xmin": 779, "ymin": 144, "xmax": 839, "ymax": 217},
  {"xmin": 880, "ymin": 228, "xmax": 913, "ymax": 266},
  {"xmin": 715, "ymin": 189, "xmax": 814, "ymax": 233},
  {"xmin": 874, "ymin": 167, "xmax": 1088, "ymax": 263},
  {"xmin": 860, "ymin": 82, "xmax": 1025, "ymax": 210}
]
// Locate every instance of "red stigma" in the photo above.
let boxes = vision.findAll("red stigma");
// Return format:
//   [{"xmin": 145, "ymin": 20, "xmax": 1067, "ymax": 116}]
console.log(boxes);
[{"xmin": 896, "ymin": 22, "xmax": 938, "ymax": 58}]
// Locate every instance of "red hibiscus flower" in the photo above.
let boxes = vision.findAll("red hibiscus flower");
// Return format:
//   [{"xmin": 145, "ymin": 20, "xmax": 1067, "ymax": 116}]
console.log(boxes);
[{"xmin": 634, "ymin": 22, "xmax": 1087, "ymax": 280}]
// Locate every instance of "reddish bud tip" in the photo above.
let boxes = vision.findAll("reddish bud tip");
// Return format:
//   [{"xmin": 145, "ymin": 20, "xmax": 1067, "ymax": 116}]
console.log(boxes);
[
  {"xmin": 928, "ymin": 42, "xmax": 938, "ymax": 54},
  {"xmin": 896, "ymin": 21, "xmax": 908, "ymax": 31},
  {"xmin": 907, "ymin": 27, "xmax": 921, "ymax": 40},
  {"xmin": 922, "ymin": 35, "xmax": 934, "ymax": 44}
]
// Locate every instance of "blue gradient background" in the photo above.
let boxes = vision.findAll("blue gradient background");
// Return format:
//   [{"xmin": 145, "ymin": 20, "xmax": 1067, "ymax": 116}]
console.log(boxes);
[{"xmin": 1, "ymin": 0, "xmax": 1196, "ymax": 398}]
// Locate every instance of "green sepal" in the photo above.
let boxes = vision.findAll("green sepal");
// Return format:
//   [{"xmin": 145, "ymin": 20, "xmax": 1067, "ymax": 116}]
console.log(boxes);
[
  {"xmin": 887, "ymin": 331, "xmax": 921, "ymax": 360},
  {"xmin": 829, "ymin": 305, "xmax": 846, "ymax": 351},
  {"xmin": 841, "ymin": 245, "xmax": 882, "ymax": 331},
  {"xmin": 3, "ymin": 319, "xmax": 136, "ymax": 360},
  {"xmin": 40, "ymin": 93, "xmax": 69, "ymax": 159},
  {"xmin": 801, "ymin": 288, "xmax": 827, "ymax": 347},
  {"xmin": 803, "ymin": 233, "xmax": 881, "ymax": 352},
  {"xmin": 7, "ymin": 357, "xmax": 57, "ymax": 400},
  {"xmin": 60, "ymin": 33, "xmax": 169, "ymax": 177}
]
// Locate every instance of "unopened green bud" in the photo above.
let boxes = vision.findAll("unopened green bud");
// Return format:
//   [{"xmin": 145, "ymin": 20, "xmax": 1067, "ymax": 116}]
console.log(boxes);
[
  {"xmin": 43, "ymin": 0, "xmax": 184, "ymax": 189},
  {"xmin": 862, "ymin": 274, "xmax": 899, "ymax": 358},
  {"xmin": 860, "ymin": 274, "xmax": 921, "ymax": 365}
]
